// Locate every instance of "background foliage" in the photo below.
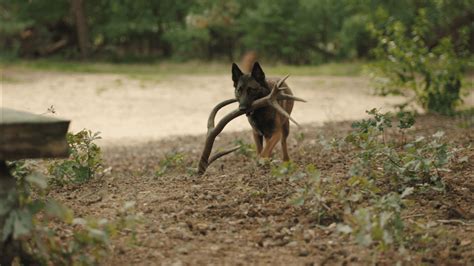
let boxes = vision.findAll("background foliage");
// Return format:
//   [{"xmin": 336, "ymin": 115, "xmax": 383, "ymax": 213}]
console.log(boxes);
[{"xmin": 1, "ymin": 0, "xmax": 472, "ymax": 63}]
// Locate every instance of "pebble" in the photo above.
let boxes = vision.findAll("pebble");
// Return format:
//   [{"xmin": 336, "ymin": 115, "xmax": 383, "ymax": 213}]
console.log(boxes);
[{"xmin": 298, "ymin": 248, "xmax": 310, "ymax": 257}]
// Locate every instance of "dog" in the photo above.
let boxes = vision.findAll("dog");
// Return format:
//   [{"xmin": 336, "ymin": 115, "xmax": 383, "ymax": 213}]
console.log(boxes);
[{"xmin": 232, "ymin": 62, "xmax": 294, "ymax": 161}]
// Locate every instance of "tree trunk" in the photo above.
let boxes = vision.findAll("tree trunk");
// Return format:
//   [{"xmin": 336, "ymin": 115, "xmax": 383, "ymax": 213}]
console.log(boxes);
[{"xmin": 71, "ymin": 0, "xmax": 90, "ymax": 58}]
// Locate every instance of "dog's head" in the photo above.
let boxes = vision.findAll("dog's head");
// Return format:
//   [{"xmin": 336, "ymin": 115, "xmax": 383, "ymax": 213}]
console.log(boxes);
[{"xmin": 232, "ymin": 62, "xmax": 270, "ymax": 112}]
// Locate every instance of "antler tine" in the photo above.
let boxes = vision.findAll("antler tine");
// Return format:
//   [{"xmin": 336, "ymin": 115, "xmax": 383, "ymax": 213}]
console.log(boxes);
[
  {"xmin": 278, "ymin": 93, "xmax": 307, "ymax": 102},
  {"xmin": 276, "ymin": 74, "xmax": 290, "ymax": 88},
  {"xmin": 208, "ymin": 145, "xmax": 240, "ymax": 165},
  {"xmin": 270, "ymin": 101, "xmax": 301, "ymax": 127},
  {"xmin": 268, "ymin": 74, "xmax": 303, "ymax": 127},
  {"xmin": 207, "ymin": 99, "xmax": 238, "ymax": 131}
]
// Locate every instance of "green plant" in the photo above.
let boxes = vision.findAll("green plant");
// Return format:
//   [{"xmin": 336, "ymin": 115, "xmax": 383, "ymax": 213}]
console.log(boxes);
[
  {"xmin": 289, "ymin": 109, "xmax": 462, "ymax": 254},
  {"xmin": 368, "ymin": 9, "xmax": 469, "ymax": 115},
  {"xmin": 155, "ymin": 152, "xmax": 185, "ymax": 177},
  {"xmin": 338, "ymin": 190, "xmax": 410, "ymax": 251},
  {"xmin": 49, "ymin": 129, "xmax": 103, "ymax": 185},
  {"xmin": 234, "ymin": 139, "xmax": 255, "ymax": 158},
  {"xmin": 43, "ymin": 201, "xmax": 139, "ymax": 265},
  {"xmin": 2, "ymin": 161, "xmax": 139, "ymax": 265},
  {"xmin": 271, "ymin": 160, "xmax": 297, "ymax": 179},
  {"xmin": 346, "ymin": 109, "xmax": 454, "ymax": 190},
  {"xmin": 346, "ymin": 109, "xmax": 393, "ymax": 179},
  {"xmin": 383, "ymin": 131, "xmax": 454, "ymax": 190},
  {"xmin": 290, "ymin": 165, "xmax": 380, "ymax": 225}
]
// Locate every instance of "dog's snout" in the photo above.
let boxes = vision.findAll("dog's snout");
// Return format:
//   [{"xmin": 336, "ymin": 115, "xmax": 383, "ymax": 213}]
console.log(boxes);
[{"xmin": 239, "ymin": 104, "xmax": 248, "ymax": 111}]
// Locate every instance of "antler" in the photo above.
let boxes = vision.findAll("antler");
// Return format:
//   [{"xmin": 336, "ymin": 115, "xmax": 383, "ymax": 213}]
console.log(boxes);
[{"xmin": 197, "ymin": 75, "xmax": 306, "ymax": 175}]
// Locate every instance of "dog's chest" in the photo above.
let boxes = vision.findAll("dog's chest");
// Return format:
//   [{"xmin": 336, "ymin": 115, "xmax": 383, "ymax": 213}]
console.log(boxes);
[{"xmin": 247, "ymin": 107, "xmax": 276, "ymax": 138}]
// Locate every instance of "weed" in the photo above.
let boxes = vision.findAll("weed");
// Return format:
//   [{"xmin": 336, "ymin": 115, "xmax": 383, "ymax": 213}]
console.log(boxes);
[
  {"xmin": 49, "ymin": 129, "xmax": 103, "ymax": 185},
  {"xmin": 339, "ymin": 190, "xmax": 410, "ymax": 251},
  {"xmin": 346, "ymin": 109, "xmax": 453, "ymax": 191},
  {"xmin": 291, "ymin": 108, "xmax": 461, "ymax": 253},
  {"xmin": 234, "ymin": 139, "xmax": 255, "ymax": 158},
  {"xmin": 155, "ymin": 152, "xmax": 185, "ymax": 177},
  {"xmin": 3, "ymin": 161, "xmax": 140, "ymax": 265},
  {"xmin": 271, "ymin": 161, "xmax": 298, "ymax": 179},
  {"xmin": 291, "ymin": 164, "xmax": 380, "ymax": 225}
]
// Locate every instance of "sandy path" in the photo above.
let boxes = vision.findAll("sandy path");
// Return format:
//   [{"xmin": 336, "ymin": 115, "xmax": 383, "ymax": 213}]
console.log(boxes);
[{"xmin": 1, "ymin": 70, "xmax": 419, "ymax": 145}]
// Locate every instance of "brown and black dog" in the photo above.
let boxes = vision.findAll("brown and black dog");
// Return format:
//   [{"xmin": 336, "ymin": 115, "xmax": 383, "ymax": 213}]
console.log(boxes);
[{"xmin": 232, "ymin": 62, "xmax": 294, "ymax": 161}]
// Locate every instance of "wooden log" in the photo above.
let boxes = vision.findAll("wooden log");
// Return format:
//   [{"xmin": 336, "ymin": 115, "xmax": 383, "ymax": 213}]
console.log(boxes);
[
  {"xmin": 0, "ymin": 108, "xmax": 70, "ymax": 264},
  {"xmin": 0, "ymin": 108, "xmax": 70, "ymax": 160}
]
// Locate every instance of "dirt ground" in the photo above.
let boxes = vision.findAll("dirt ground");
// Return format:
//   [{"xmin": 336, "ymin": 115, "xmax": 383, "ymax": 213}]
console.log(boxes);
[
  {"xmin": 2, "ymin": 69, "xmax": 473, "ymax": 265},
  {"xmin": 1, "ymin": 69, "xmax": 414, "ymax": 145},
  {"xmin": 45, "ymin": 115, "xmax": 473, "ymax": 265}
]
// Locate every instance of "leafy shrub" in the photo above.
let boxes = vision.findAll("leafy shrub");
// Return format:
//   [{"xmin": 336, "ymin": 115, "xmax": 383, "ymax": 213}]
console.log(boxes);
[
  {"xmin": 155, "ymin": 152, "xmax": 185, "ymax": 177},
  {"xmin": 290, "ymin": 165, "xmax": 380, "ymax": 225},
  {"xmin": 368, "ymin": 9, "xmax": 468, "ymax": 115},
  {"xmin": 383, "ymin": 131, "xmax": 453, "ymax": 190},
  {"xmin": 2, "ymin": 161, "xmax": 139, "ymax": 265},
  {"xmin": 338, "ymin": 190, "xmax": 410, "ymax": 251},
  {"xmin": 49, "ymin": 129, "xmax": 103, "ymax": 185},
  {"xmin": 347, "ymin": 109, "xmax": 453, "ymax": 190},
  {"xmin": 287, "ymin": 108, "xmax": 460, "ymax": 252}
]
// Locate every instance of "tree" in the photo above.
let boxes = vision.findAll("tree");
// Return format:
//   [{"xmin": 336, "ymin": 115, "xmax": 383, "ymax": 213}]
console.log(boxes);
[{"xmin": 71, "ymin": 0, "xmax": 90, "ymax": 58}]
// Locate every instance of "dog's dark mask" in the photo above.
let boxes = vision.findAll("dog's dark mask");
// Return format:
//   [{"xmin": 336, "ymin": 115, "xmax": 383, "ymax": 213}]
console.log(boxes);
[{"xmin": 232, "ymin": 62, "xmax": 269, "ymax": 113}]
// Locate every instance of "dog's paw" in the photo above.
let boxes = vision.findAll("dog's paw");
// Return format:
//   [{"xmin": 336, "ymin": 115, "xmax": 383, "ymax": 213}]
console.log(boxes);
[{"xmin": 257, "ymin": 157, "xmax": 271, "ymax": 166}]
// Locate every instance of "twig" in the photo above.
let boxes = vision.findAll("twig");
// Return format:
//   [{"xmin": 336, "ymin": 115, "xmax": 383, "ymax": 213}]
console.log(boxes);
[
  {"xmin": 387, "ymin": 156, "xmax": 403, "ymax": 168},
  {"xmin": 402, "ymin": 213, "xmax": 425, "ymax": 219},
  {"xmin": 437, "ymin": 219, "xmax": 474, "ymax": 226}
]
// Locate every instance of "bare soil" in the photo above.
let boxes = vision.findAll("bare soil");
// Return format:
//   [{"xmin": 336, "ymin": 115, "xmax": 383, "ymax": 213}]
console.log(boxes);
[
  {"xmin": 49, "ymin": 115, "xmax": 473, "ymax": 265},
  {"xmin": 2, "ymin": 70, "xmax": 473, "ymax": 265}
]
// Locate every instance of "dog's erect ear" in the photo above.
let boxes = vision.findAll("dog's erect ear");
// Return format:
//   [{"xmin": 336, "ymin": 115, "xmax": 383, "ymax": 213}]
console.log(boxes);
[
  {"xmin": 251, "ymin": 62, "xmax": 265, "ymax": 84},
  {"xmin": 232, "ymin": 63, "xmax": 243, "ymax": 85}
]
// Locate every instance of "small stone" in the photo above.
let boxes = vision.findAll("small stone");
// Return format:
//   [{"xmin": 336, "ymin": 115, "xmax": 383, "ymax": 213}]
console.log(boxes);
[
  {"xmin": 177, "ymin": 246, "xmax": 189, "ymax": 255},
  {"xmin": 303, "ymin": 230, "xmax": 314, "ymax": 242},
  {"xmin": 151, "ymin": 250, "xmax": 162, "ymax": 258},
  {"xmin": 118, "ymin": 247, "xmax": 126, "ymax": 254},
  {"xmin": 299, "ymin": 248, "xmax": 310, "ymax": 257},
  {"xmin": 171, "ymin": 260, "xmax": 183, "ymax": 266},
  {"xmin": 196, "ymin": 223, "xmax": 209, "ymax": 233},
  {"xmin": 210, "ymin": 245, "xmax": 221, "ymax": 252},
  {"xmin": 262, "ymin": 239, "xmax": 274, "ymax": 248}
]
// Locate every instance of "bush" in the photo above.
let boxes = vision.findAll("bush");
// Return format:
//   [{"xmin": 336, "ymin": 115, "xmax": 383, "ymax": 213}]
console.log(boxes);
[
  {"xmin": 347, "ymin": 109, "xmax": 453, "ymax": 190},
  {"xmin": 1, "ymin": 132, "xmax": 138, "ymax": 265},
  {"xmin": 368, "ymin": 10, "xmax": 469, "ymax": 115},
  {"xmin": 285, "ymin": 109, "xmax": 461, "ymax": 252},
  {"xmin": 49, "ymin": 129, "xmax": 103, "ymax": 185}
]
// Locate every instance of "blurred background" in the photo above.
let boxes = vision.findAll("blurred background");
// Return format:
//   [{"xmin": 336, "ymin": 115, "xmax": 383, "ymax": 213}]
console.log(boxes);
[
  {"xmin": 1, "ymin": 0, "xmax": 473, "ymax": 144},
  {"xmin": 1, "ymin": 0, "xmax": 472, "ymax": 63}
]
